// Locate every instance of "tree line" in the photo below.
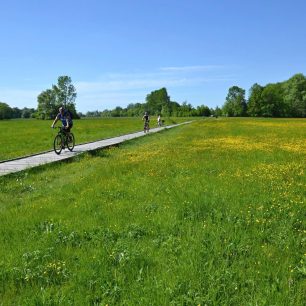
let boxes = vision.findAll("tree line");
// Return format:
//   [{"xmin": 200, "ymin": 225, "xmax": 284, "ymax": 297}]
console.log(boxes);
[
  {"xmin": 84, "ymin": 87, "xmax": 219, "ymax": 118},
  {"xmin": 86, "ymin": 73, "xmax": 306, "ymax": 118},
  {"xmin": 1, "ymin": 73, "xmax": 305, "ymax": 120},
  {"xmin": 223, "ymin": 73, "xmax": 306, "ymax": 117},
  {"xmin": 0, "ymin": 103, "xmax": 36, "ymax": 119}
]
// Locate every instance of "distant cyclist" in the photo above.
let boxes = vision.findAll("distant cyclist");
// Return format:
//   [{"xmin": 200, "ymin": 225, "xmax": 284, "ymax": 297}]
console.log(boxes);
[
  {"xmin": 51, "ymin": 106, "xmax": 73, "ymax": 132},
  {"xmin": 142, "ymin": 111, "xmax": 150, "ymax": 133},
  {"xmin": 157, "ymin": 114, "xmax": 162, "ymax": 127}
]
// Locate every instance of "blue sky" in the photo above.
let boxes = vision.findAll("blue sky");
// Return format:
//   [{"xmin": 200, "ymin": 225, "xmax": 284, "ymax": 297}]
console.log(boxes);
[{"xmin": 0, "ymin": 0, "xmax": 305, "ymax": 113}]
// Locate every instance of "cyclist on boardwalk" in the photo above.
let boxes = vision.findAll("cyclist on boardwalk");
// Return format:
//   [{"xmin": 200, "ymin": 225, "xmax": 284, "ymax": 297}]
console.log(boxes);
[
  {"xmin": 142, "ymin": 111, "xmax": 150, "ymax": 133},
  {"xmin": 51, "ymin": 106, "xmax": 73, "ymax": 132},
  {"xmin": 157, "ymin": 114, "xmax": 162, "ymax": 127}
]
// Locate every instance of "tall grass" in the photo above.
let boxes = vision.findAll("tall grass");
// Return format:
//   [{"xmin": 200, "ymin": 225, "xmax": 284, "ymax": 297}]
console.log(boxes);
[{"xmin": 0, "ymin": 118, "xmax": 305, "ymax": 305}]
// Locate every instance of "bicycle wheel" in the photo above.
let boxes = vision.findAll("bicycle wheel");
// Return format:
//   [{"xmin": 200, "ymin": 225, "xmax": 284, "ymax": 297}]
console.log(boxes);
[
  {"xmin": 144, "ymin": 122, "xmax": 148, "ymax": 133},
  {"xmin": 54, "ymin": 134, "xmax": 63, "ymax": 155},
  {"xmin": 67, "ymin": 133, "xmax": 75, "ymax": 151}
]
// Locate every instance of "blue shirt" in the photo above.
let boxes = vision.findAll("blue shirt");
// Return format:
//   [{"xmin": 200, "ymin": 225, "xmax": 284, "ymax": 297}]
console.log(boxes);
[{"xmin": 57, "ymin": 110, "xmax": 73, "ymax": 126}]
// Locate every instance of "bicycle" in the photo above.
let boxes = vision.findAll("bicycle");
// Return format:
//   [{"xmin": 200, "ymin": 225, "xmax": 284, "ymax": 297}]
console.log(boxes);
[
  {"xmin": 144, "ymin": 120, "xmax": 150, "ymax": 133},
  {"xmin": 53, "ymin": 127, "xmax": 75, "ymax": 155}
]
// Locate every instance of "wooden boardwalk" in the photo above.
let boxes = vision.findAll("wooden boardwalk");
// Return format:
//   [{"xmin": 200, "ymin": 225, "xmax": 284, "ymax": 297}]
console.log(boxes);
[{"xmin": 0, "ymin": 122, "xmax": 190, "ymax": 177}]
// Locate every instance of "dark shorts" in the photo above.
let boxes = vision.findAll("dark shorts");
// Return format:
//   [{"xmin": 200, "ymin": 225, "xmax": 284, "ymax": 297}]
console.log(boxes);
[{"xmin": 62, "ymin": 123, "xmax": 73, "ymax": 133}]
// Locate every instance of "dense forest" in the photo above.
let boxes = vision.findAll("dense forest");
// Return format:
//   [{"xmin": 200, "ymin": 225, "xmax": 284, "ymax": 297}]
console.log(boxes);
[
  {"xmin": 223, "ymin": 73, "xmax": 306, "ymax": 118},
  {"xmin": 1, "ymin": 73, "xmax": 305, "ymax": 119}
]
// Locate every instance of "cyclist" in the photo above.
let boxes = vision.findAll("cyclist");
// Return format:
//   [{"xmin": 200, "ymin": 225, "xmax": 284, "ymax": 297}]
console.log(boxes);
[
  {"xmin": 142, "ymin": 111, "xmax": 150, "ymax": 133},
  {"xmin": 51, "ymin": 106, "xmax": 73, "ymax": 132}
]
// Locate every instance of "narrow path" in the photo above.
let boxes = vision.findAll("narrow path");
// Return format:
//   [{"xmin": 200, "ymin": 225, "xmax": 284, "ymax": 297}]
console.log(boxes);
[{"xmin": 0, "ymin": 122, "xmax": 191, "ymax": 176}]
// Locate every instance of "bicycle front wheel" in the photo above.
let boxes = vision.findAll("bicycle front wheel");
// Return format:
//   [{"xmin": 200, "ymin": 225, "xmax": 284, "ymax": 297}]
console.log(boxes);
[
  {"xmin": 54, "ymin": 134, "xmax": 63, "ymax": 155},
  {"xmin": 67, "ymin": 133, "xmax": 75, "ymax": 151}
]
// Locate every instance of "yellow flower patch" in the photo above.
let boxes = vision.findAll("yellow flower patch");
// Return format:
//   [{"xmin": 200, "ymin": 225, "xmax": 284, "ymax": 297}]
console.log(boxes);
[{"xmin": 191, "ymin": 136, "xmax": 272, "ymax": 152}]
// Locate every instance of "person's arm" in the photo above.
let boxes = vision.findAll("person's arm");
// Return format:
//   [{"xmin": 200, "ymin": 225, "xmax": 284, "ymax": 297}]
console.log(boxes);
[
  {"xmin": 51, "ymin": 116, "xmax": 59, "ymax": 128},
  {"xmin": 65, "ymin": 113, "xmax": 71, "ymax": 128}
]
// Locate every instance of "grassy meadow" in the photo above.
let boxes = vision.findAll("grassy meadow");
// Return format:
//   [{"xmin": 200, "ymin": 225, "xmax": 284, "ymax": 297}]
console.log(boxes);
[
  {"xmin": 0, "ymin": 117, "xmax": 305, "ymax": 305},
  {"xmin": 0, "ymin": 116, "xmax": 185, "ymax": 161}
]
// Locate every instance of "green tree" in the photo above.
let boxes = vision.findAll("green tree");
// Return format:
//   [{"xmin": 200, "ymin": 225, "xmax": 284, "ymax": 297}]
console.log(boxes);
[
  {"xmin": 53, "ymin": 76, "xmax": 78, "ymax": 118},
  {"xmin": 214, "ymin": 106, "xmax": 222, "ymax": 117},
  {"xmin": 21, "ymin": 107, "xmax": 35, "ymax": 118},
  {"xmin": 37, "ymin": 76, "xmax": 78, "ymax": 119},
  {"xmin": 100, "ymin": 109, "xmax": 112, "ymax": 117},
  {"xmin": 145, "ymin": 88, "xmax": 170, "ymax": 115},
  {"xmin": 283, "ymin": 73, "xmax": 306, "ymax": 117},
  {"xmin": 223, "ymin": 86, "xmax": 247, "ymax": 116},
  {"xmin": 37, "ymin": 89, "xmax": 57, "ymax": 119},
  {"xmin": 0, "ymin": 102, "xmax": 13, "ymax": 119},
  {"xmin": 111, "ymin": 106, "xmax": 124, "ymax": 117},
  {"xmin": 180, "ymin": 101, "xmax": 193, "ymax": 116},
  {"xmin": 126, "ymin": 103, "xmax": 144, "ymax": 117},
  {"xmin": 261, "ymin": 83, "xmax": 285, "ymax": 117},
  {"xmin": 196, "ymin": 105, "xmax": 211, "ymax": 116},
  {"xmin": 161, "ymin": 104, "xmax": 171, "ymax": 117},
  {"xmin": 54, "ymin": 76, "xmax": 77, "ymax": 108},
  {"xmin": 86, "ymin": 110, "xmax": 101, "ymax": 117},
  {"xmin": 169, "ymin": 101, "xmax": 180, "ymax": 117},
  {"xmin": 11, "ymin": 107, "xmax": 22, "ymax": 118},
  {"xmin": 247, "ymin": 83, "xmax": 264, "ymax": 116}
]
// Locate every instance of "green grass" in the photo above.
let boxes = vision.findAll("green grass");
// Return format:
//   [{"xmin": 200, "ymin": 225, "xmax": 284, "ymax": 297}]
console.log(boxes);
[
  {"xmin": 0, "ymin": 117, "xmax": 305, "ymax": 305},
  {"xmin": 0, "ymin": 116, "xmax": 186, "ymax": 161}
]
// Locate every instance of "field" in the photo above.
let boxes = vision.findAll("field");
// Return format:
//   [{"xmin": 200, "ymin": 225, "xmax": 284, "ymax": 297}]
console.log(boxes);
[
  {"xmin": 0, "ymin": 117, "xmax": 305, "ymax": 305},
  {"xmin": 0, "ymin": 117, "xmax": 186, "ymax": 161}
]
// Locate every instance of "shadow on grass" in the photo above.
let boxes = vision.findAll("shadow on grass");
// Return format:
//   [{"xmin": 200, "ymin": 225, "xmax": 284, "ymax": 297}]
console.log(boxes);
[{"xmin": 86, "ymin": 144, "xmax": 119, "ymax": 158}]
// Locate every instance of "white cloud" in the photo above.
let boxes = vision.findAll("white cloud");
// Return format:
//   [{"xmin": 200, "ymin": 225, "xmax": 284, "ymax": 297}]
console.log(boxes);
[
  {"xmin": 76, "ymin": 78, "xmax": 191, "ymax": 93},
  {"xmin": 159, "ymin": 65, "xmax": 225, "ymax": 72},
  {"xmin": 0, "ymin": 65, "xmax": 236, "ymax": 112},
  {"xmin": 74, "ymin": 66, "xmax": 236, "ymax": 111},
  {"xmin": 75, "ymin": 67, "xmax": 234, "ymax": 93}
]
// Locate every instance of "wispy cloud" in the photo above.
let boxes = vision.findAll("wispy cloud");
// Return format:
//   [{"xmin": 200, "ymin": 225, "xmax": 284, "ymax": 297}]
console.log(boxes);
[
  {"xmin": 74, "ymin": 65, "xmax": 236, "ymax": 111},
  {"xmin": 160, "ymin": 65, "xmax": 225, "ymax": 72},
  {"xmin": 0, "ymin": 64, "xmax": 236, "ymax": 112},
  {"xmin": 76, "ymin": 76, "xmax": 235, "ymax": 93},
  {"xmin": 75, "ymin": 65, "xmax": 234, "ymax": 93},
  {"xmin": 76, "ymin": 78, "xmax": 192, "ymax": 92}
]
